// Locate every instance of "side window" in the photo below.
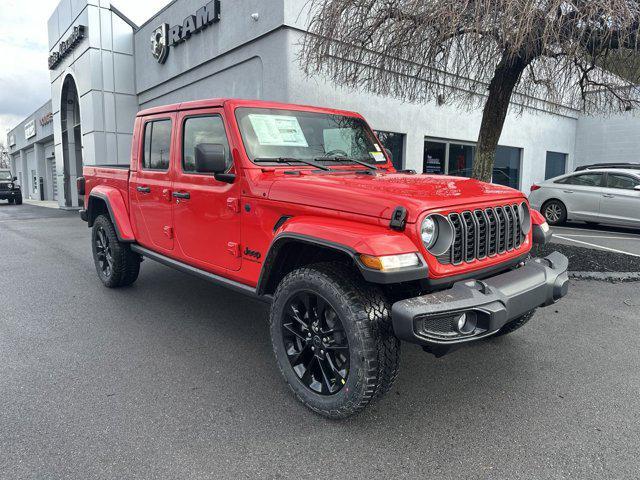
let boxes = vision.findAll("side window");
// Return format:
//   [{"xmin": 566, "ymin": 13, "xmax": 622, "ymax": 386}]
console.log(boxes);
[
  {"xmin": 557, "ymin": 173, "xmax": 603, "ymax": 187},
  {"xmin": 606, "ymin": 174, "xmax": 640, "ymax": 190},
  {"xmin": 142, "ymin": 119, "xmax": 172, "ymax": 170},
  {"xmin": 182, "ymin": 115, "xmax": 231, "ymax": 172}
]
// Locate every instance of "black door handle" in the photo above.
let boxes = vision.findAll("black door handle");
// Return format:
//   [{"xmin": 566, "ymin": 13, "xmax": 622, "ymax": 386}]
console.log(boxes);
[
  {"xmin": 172, "ymin": 191, "xmax": 190, "ymax": 199},
  {"xmin": 136, "ymin": 186, "xmax": 151, "ymax": 193}
]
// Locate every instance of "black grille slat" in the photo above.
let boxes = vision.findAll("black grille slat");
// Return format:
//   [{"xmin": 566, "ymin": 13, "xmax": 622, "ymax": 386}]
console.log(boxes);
[
  {"xmin": 462, "ymin": 212, "xmax": 476, "ymax": 262},
  {"xmin": 504, "ymin": 206, "xmax": 515, "ymax": 251},
  {"xmin": 449, "ymin": 213, "xmax": 464, "ymax": 265},
  {"xmin": 474, "ymin": 210, "xmax": 488, "ymax": 259},
  {"xmin": 439, "ymin": 203, "xmax": 526, "ymax": 265}
]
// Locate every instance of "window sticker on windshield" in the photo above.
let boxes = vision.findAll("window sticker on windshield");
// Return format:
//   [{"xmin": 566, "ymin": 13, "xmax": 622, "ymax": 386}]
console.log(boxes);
[
  {"xmin": 370, "ymin": 151, "xmax": 386, "ymax": 162},
  {"xmin": 248, "ymin": 114, "xmax": 309, "ymax": 147},
  {"xmin": 374, "ymin": 144, "xmax": 382, "ymax": 152}
]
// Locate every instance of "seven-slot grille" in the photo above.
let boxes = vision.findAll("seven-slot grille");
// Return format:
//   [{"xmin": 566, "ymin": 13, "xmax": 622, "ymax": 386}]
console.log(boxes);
[
  {"xmin": 437, "ymin": 204, "xmax": 526, "ymax": 265},
  {"xmin": 0, "ymin": 183, "xmax": 9, "ymax": 190}
]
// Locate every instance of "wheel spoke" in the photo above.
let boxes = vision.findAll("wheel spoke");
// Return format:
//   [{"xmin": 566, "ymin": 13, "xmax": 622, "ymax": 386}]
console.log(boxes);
[
  {"xmin": 316, "ymin": 357, "xmax": 335, "ymax": 394},
  {"xmin": 283, "ymin": 322, "xmax": 307, "ymax": 342},
  {"xmin": 288, "ymin": 343, "xmax": 311, "ymax": 367},
  {"xmin": 288, "ymin": 303, "xmax": 310, "ymax": 329}
]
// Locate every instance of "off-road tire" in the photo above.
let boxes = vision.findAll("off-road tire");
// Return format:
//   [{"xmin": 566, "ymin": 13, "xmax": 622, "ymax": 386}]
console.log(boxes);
[
  {"xmin": 14, "ymin": 196, "xmax": 22, "ymax": 205},
  {"xmin": 541, "ymin": 199, "xmax": 567, "ymax": 226},
  {"xmin": 493, "ymin": 309, "xmax": 536, "ymax": 337},
  {"xmin": 7, "ymin": 198, "xmax": 14, "ymax": 205},
  {"xmin": 91, "ymin": 214, "xmax": 140, "ymax": 288},
  {"xmin": 269, "ymin": 262, "xmax": 400, "ymax": 419}
]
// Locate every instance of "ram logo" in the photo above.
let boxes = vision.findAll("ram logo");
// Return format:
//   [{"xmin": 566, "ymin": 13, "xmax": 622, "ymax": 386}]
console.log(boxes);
[{"xmin": 151, "ymin": 23, "xmax": 169, "ymax": 64}]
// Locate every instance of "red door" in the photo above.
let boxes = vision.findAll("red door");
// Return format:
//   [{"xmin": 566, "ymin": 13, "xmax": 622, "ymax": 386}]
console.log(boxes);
[
  {"xmin": 171, "ymin": 109, "xmax": 242, "ymax": 272},
  {"xmin": 129, "ymin": 114, "xmax": 176, "ymax": 253}
]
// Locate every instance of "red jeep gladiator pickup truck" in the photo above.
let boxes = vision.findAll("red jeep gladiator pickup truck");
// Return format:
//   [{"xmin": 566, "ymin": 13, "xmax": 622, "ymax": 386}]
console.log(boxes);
[{"xmin": 79, "ymin": 98, "xmax": 568, "ymax": 418}]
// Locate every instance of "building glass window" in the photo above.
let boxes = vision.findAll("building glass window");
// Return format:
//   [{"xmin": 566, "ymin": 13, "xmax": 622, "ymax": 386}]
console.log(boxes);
[
  {"xmin": 143, "ymin": 119, "xmax": 172, "ymax": 170},
  {"xmin": 545, "ymin": 151, "xmax": 567, "ymax": 180},
  {"xmin": 374, "ymin": 131, "xmax": 405, "ymax": 170},
  {"xmin": 424, "ymin": 141, "xmax": 446, "ymax": 174},
  {"xmin": 494, "ymin": 146, "xmax": 522, "ymax": 189},
  {"xmin": 423, "ymin": 138, "xmax": 522, "ymax": 190},
  {"xmin": 448, "ymin": 143, "xmax": 475, "ymax": 177}
]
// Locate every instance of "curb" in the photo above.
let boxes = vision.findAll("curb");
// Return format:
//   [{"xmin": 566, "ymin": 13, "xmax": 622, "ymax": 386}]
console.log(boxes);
[{"xmin": 569, "ymin": 271, "xmax": 640, "ymax": 283}]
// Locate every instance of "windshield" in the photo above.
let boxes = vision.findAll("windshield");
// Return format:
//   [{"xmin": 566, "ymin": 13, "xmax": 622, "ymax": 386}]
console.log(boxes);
[
  {"xmin": 0, "ymin": 171, "xmax": 12, "ymax": 181},
  {"xmin": 235, "ymin": 107, "xmax": 387, "ymax": 165}
]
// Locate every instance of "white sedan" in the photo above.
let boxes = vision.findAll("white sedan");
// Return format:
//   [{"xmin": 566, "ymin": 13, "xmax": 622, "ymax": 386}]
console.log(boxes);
[{"xmin": 528, "ymin": 169, "xmax": 640, "ymax": 228}]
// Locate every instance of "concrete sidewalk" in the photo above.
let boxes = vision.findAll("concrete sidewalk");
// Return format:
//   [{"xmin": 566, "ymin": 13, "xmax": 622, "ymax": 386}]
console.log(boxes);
[{"xmin": 22, "ymin": 199, "xmax": 61, "ymax": 210}]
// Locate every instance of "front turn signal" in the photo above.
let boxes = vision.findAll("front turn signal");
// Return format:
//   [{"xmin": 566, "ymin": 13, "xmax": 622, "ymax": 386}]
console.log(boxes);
[{"xmin": 359, "ymin": 253, "xmax": 420, "ymax": 271}]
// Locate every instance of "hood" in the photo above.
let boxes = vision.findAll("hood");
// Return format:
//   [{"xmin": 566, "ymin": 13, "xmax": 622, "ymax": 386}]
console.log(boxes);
[{"xmin": 267, "ymin": 171, "xmax": 524, "ymax": 222}]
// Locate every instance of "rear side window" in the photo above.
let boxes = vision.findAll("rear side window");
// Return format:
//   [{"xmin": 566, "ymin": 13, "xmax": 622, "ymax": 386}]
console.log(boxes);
[
  {"xmin": 606, "ymin": 174, "xmax": 640, "ymax": 190},
  {"xmin": 142, "ymin": 119, "xmax": 172, "ymax": 170},
  {"xmin": 556, "ymin": 173, "xmax": 603, "ymax": 187},
  {"xmin": 182, "ymin": 115, "xmax": 231, "ymax": 172}
]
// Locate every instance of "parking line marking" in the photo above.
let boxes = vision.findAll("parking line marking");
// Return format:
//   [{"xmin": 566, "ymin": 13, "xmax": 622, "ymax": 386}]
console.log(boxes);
[
  {"xmin": 557, "ymin": 234, "xmax": 640, "ymax": 241},
  {"xmin": 552, "ymin": 227, "xmax": 640, "ymax": 237},
  {"xmin": 553, "ymin": 234, "xmax": 640, "ymax": 257}
]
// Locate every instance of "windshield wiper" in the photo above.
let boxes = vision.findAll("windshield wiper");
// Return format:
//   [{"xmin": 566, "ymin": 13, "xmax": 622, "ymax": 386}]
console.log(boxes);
[
  {"xmin": 315, "ymin": 156, "xmax": 378, "ymax": 171},
  {"xmin": 254, "ymin": 157, "xmax": 331, "ymax": 171}
]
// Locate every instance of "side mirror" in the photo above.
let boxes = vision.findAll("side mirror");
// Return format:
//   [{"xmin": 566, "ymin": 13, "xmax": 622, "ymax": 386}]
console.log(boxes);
[
  {"xmin": 13, "ymin": 176, "xmax": 17, "ymax": 181},
  {"xmin": 194, "ymin": 143, "xmax": 235, "ymax": 183}
]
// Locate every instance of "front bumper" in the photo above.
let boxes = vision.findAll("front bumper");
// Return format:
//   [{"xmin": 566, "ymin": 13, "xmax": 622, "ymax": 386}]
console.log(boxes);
[
  {"xmin": 391, "ymin": 252, "xmax": 569, "ymax": 349},
  {"xmin": 0, "ymin": 190, "xmax": 20, "ymax": 200}
]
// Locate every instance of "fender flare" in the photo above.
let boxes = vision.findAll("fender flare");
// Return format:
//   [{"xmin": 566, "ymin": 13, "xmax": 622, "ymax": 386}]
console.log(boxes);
[
  {"xmin": 87, "ymin": 187, "xmax": 135, "ymax": 243},
  {"xmin": 530, "ymin": 208, "xmax": 552, "ymax": 244},
  {"xmin": 256, "ymin": 217, "xmax": 427, "ymax": 294}
]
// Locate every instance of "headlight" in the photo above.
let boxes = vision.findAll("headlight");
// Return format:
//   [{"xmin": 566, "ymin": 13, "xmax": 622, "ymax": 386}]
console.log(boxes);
[
  {"xmin": 517, "ymin": 202, "xmax": 531, "ymax": 234},
  {"xmin": 421, "ymin": 217, "xmax": 438, "ymax": 249},
  {"xmin": 8, "ymin": 183, "xmax": 14, "ymax": 189},
  {"xmin": 360, "ymin": 253, "xmax": 421, "ymax": 271},
  {"xmin": 420, "ymin": 214, "xmax": 454, "ymax": 256}
]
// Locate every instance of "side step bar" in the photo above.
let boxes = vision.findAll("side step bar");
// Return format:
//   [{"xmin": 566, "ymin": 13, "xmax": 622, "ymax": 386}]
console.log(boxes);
[{"xmin": 130, "ymin": 245, "xmax": 271, "ymax": 303}]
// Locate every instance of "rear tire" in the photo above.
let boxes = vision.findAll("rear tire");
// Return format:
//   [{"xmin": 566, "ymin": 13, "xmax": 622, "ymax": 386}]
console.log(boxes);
[
  {"xmin": 92, "ymin": 214, "xmax": 141, "ymax": 288},
  {"xmin": 269, "ymin": 262, "xmax": 400, "ymax": 419},
  {"xmin": 493, "ymin": 310, "xmax": 536, "ymax": 337},
  {"xmin": 541, "ymin": 199, "xmax": 566, "ymax": 226}
]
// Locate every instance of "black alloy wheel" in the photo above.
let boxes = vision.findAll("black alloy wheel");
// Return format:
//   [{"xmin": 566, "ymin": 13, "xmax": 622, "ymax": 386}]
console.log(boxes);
[
  {"xmin": 282, "ymin": 291, "xmax": 349, "ymax": 395},
  {"xmin": 94, "ymin": 225, "xmax": 114, "ymax": 279}
]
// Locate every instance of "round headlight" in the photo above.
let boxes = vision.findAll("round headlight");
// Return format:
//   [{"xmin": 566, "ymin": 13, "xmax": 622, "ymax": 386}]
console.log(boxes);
[
  {"xmin": 518, "ymin": 202, "xmax": 531, "ymax": 234},
  {"xmin": 8, "ymin": 182, "xmax": 14, "ymax": 189},
  {"xmin": 421, "ymin": 216, "xmax": 438, "ymax": 249}
]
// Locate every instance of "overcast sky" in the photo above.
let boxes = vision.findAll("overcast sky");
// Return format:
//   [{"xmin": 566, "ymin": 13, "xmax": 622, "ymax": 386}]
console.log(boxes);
[{"xmin": 0, "ymin": 0, "xmax": 170, "ymax": 142}]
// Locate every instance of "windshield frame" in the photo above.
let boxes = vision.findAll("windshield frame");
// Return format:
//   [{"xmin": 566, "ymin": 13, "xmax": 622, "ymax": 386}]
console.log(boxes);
[{"xmin": 234, "ymin": 106, "xmax": 389, "ymax": 168}]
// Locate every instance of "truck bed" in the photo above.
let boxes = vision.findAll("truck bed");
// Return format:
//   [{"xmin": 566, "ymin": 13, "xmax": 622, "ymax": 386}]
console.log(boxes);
[{"xmin": 83, "ymin": 165, "xmax": 131, "ymax": 212}]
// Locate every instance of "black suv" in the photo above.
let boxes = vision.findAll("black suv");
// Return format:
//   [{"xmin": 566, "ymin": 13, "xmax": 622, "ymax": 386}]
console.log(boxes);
[{"xmin": 0, "ymin": 170, "xmax": 22, "ymax": 205}]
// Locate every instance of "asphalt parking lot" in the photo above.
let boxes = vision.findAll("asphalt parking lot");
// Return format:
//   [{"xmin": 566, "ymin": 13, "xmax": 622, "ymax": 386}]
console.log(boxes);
[
  {"xmin": 1, "ymin": 203, "xmax": 639, "ymax": 479},
  {"xmin": 551, "ymin": 222, "xmax": 640, "ymax": 257}
]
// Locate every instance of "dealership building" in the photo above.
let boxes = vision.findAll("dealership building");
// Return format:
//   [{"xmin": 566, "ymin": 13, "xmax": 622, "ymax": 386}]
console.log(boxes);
[{"xmin": 6, "ymin": 0, "xmax": 640, "ymax": 208}]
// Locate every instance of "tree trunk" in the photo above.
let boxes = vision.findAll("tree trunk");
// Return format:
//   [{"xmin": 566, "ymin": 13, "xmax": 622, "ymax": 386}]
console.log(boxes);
[{"xmin": 472, "ymin": 54, "xmax": 529, "ymax": 182}]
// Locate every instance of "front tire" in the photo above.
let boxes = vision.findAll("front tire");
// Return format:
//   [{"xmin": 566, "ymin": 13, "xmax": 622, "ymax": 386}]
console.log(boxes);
[
  {"xmin": 541, "ymin": 199, "xmax": 567, "ymax": 226},
  {"xmin": 14, "ymin": 196, "xmax": 22, "ymax": 205},
  {"xmin": 269, "ymin": 262, "xmax": 400, "ymax": 419},
  {"xmin": 91, "ymin": 214, "xmax": 141, "ymax": 288}
]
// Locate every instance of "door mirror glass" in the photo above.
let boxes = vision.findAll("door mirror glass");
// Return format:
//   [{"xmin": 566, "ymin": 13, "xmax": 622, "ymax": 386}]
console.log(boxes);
[{"xmin": 195, "ymin": 143, "xmax": 227, "ymax": 174}]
